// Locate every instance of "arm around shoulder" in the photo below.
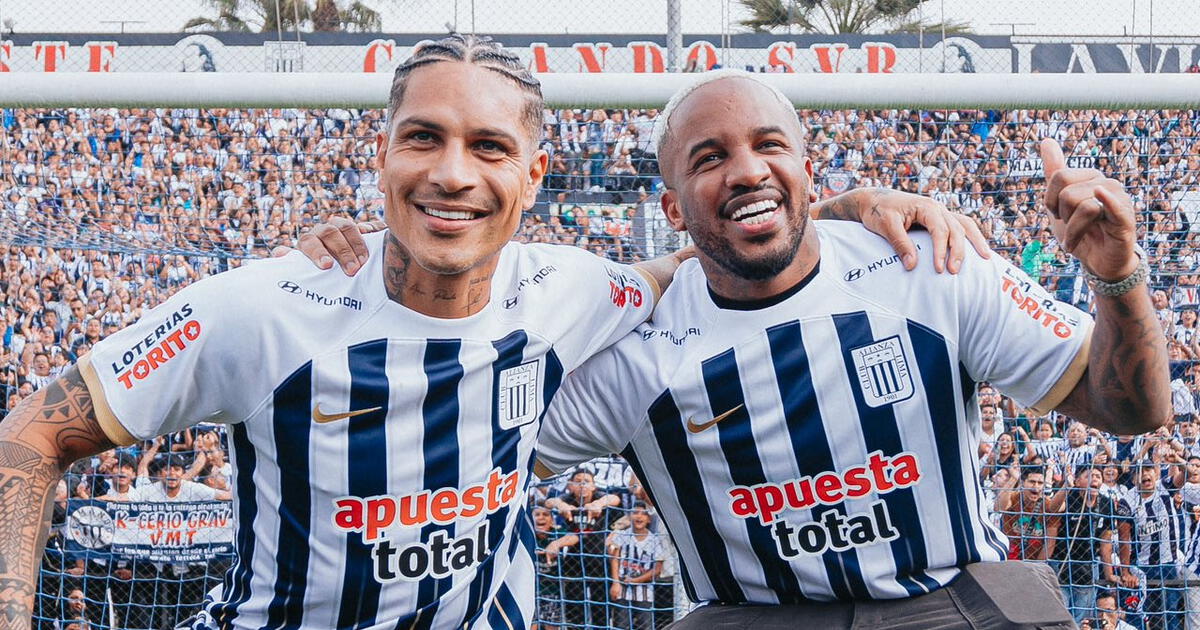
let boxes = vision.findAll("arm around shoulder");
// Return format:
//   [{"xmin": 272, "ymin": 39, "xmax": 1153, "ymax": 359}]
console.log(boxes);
[{"xmin": 631, "ymin": 245, "xmax": 694, "ymax": 304}]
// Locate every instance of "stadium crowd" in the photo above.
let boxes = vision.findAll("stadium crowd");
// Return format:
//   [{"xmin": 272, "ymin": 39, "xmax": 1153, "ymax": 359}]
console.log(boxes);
[{"xmin": 3, "ymin": 102, "xmax": 1200, "ymax": 629}]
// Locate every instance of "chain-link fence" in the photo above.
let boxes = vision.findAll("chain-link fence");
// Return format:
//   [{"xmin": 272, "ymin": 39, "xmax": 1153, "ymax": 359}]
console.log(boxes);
[
  {"xmin": 1, "ymin": 1, "xmax": 1200, "ymax": 74},
  {"xmin": 5, "ymin": 103, "xmax": 1200, "ymax": 630},
  {"xmin": 37, "ymin": 427, "xmax": 234, "ymax": 630},
  {"xmin": 3, "ymin": 2, "xmax": 1200, "ymax": 629}
]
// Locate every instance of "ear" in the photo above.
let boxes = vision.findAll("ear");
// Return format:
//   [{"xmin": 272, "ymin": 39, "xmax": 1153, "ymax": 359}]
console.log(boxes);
[
  {"xmin": 805, "ymin": 157, "xmax": 817, "ymax": 203},
  {"xmin": 522, "ymin": 149, "xmax": 549, "ymax": 210},
  {"xmin": 660, "ymin": 188, "xmax": 687, "ymax": 232},
  {"xmin": 375, "ymin": 132, "xmax": 388, "ymax": 193}
]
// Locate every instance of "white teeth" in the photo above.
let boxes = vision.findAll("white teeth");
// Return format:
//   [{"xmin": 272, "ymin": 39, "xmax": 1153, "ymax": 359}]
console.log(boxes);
[
  {"xmin": 421, "ymin": 206, "xmax": 476, "ymax": 221},
  {"xmin": 730, "ymin": 199, "xmax": 779, "ymax": 222},
  {"xmin": 741, "ymin": 211, "xmax": 774, "ymax": 225}
]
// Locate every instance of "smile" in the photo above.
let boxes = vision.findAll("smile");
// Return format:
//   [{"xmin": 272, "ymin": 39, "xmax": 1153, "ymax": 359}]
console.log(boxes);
[
  {"xmin": 417, "ymin": 205, "xmax": 485, "ymax": 221},
  {"xmin": 730, "ymin": 199, "xmax": 779, "ymax": 225}
]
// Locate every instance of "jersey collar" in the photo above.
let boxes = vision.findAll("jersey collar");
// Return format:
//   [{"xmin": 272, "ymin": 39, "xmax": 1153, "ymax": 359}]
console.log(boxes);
[{"xmin": 706, "ymin": 261, "xmax": 821, "ymax": 312}]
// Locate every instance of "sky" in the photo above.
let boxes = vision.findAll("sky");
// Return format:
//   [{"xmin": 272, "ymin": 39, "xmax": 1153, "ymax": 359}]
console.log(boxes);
[{"xmin": 1, "ymin": 0, "xmax": 1198, "ymax": 37}]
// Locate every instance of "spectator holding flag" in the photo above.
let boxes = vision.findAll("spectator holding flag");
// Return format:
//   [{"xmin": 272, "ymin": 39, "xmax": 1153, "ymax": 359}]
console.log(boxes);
[{"xmin": 126, "ymin": 442, "xmax": 230, "ymax": 629}]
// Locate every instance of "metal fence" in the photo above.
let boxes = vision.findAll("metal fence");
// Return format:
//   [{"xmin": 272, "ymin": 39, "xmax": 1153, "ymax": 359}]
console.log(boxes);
[
  {"xmin": 5, "ymin": 104, "xmax": 1200, "ymax": 630},
  {"xmin": 4, "ymin": 2, "xmax": 1200, "ymax": 629},
  {"xmin": 1, "ymin": 1, "xmax": 1199, "ymax": 74}
]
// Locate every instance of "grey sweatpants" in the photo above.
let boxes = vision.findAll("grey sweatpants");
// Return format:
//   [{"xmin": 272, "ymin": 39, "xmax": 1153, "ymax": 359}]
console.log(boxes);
[{"xmin": 668, "ymin": 561, "xmax": 1078, "ymax": 630}]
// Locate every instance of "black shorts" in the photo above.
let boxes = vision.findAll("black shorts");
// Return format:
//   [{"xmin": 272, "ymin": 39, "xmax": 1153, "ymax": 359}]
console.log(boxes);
[{"xmin": 667, "ymin": 561, "xmax": 1077, "ymax": 630}]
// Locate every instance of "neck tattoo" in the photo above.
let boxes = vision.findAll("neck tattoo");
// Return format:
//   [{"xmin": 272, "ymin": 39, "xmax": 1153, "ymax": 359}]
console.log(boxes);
[{"xmin": 383, "ymin": 232, "xmax": 411, "ymax": 305}]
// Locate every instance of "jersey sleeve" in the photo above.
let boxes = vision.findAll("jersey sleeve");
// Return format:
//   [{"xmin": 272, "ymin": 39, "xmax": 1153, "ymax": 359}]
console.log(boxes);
[
  {"xmin": 78, "ymin": 273, "xmax": 261, "ymax": 446},
  {"xmin": 548, "ymin": 248, "xmax": 657, "ymax": 372},
  {"xmin": 536, "ymin": 341, "xmax": 648, "ymax": 478},
  {"xmin": 957, "ymin": 251, "xmax": 1094, "ymax": 415}
]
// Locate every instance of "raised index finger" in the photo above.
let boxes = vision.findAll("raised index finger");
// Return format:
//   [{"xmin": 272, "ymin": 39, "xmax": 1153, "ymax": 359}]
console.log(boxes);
[
  {"xmin": 1040, "ymin": 138, "xmax": 1068, "ymax": 216},
  {"xmin": 1039, "ymin": 138, "xmax": 1067, "ymax": 176}
]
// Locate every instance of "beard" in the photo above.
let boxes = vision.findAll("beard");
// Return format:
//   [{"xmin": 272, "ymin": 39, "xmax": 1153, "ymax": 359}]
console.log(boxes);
[{"xmin": 689, "ymin": 197, "xmax": 808, "ymax": 281}]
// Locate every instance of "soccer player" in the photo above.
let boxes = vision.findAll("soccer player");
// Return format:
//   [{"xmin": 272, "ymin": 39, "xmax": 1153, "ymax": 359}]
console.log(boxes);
[
  {"xmin": 0, "ymin": 37, "xmax": 970, "ymax": 630},
  {"xmin": 530, "ymin": 71, "xmax": 1170, "ymax": 628},
  {"xmin": 0, "ymin": 33, "xmax": 666, "ymax": 630}
]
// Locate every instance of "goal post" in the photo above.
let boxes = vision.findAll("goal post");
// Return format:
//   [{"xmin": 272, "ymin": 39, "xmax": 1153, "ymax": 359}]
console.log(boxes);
[{"xmin": 4, "ymin": 72, "xmax": 1200, "ymax": 109}]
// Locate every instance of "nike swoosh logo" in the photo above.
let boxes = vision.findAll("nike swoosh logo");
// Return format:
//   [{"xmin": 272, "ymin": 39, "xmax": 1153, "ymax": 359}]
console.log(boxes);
[
  {"xmin": 313, "ymin": 404, "xmax": 383, "ymax": 424},
  {"xmin": 686, "ymin": 404, "xmax": 744, "ymax": 433}
]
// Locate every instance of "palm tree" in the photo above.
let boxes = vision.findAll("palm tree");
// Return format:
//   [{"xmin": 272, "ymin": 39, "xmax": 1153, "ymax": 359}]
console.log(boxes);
[
  {"xmin": 184, "ymin": 0, "xmax": 380, "ymax": 33},
  {"xmin": 311, "ymin": 0, "xmax": 382, "ymax": 32},
  {"xmin": 183, "ymin": 0, "xmax": 252, "ymax": 32},
  {"xmin": 739, "ymin": 0, "xmax": 971, "ymax": 34}
]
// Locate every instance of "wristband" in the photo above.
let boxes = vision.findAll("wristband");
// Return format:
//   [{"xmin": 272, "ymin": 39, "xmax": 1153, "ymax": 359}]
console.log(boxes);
[{"xmin": 1083, "ymin": 245, "xmax": 1149, "ymax": 298}]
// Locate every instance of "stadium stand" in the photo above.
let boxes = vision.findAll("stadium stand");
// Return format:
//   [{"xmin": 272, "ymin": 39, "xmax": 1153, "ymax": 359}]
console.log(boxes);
[{"xmin": 7, "ymin": 102, "xmax": 1200, "ymax": 629}]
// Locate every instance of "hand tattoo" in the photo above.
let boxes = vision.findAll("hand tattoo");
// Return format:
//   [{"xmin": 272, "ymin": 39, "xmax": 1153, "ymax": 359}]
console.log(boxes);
[{"xmin": 813, "ymin": 192, "xmax": 861, "ymax": 221}]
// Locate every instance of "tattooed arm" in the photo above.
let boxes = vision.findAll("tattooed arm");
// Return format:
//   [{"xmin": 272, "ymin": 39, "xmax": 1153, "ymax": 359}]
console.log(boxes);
[
  {"xmin": 1040, "ymin": 139, "xmax": 1170, "ymax": 435},
  {"xmin": 0, "ymin": 365, "xmax": 114, "ymax": 629},
  {"xmin": 1054, "ymin": 287, "xmax": 1169, "ymax": 435},
  {"xmin": 809, "ymin": 187, "xmax": 876, "ymax": 222},
  {"xmin": 812, "ymin": 187, "xmax": 990, "ymax": 274}
]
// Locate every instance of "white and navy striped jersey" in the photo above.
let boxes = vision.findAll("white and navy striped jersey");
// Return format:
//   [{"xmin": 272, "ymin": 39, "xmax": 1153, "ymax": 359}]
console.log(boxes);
[
  {"xmin": 1059, "ymin": 443, "xmax": 1098, "ymax": 474},
  {"xmin": 1128, "ymin": 486, "xmax": 1186, "ymax": 567},
  {"xmin": 1110, "ymin": 436, "xmax": 1146, "ymax": 465},
  {"xmin": 611, "ymin": 530, "xmax": 666, "ymax": 603},
  {"xmin": 78, "ymin": 231, "xmax": 655, "ymax": 630},
  {"xmin": 1025, "ymin": 438, "xmax": 1065, "ymax": 464},
  {"xmin": 538, "ymin": 221, "xmax": 1093, "ymax": 603},
  {"xmin": 1180, "ymin": 484, "xmax": 1200, "ymax": 574}
]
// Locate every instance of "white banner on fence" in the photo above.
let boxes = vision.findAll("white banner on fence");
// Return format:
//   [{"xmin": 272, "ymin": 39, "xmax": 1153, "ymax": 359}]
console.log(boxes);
[{"xmin": 1007, "ymin": 155, "xmax": 1097, "ymax": 177}]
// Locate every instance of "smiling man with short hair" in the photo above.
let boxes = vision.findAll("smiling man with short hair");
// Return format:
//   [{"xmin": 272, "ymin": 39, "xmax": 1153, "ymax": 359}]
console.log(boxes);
[{"xmin": 536, "ymin": 69, "xmax": 1169, "ymax": 629}]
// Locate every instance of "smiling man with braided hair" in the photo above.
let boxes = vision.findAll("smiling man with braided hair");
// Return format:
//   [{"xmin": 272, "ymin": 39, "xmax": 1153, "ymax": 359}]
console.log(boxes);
[{"xmin": 0, "ymin": 33, "xmax": 665, "ymax": 630}]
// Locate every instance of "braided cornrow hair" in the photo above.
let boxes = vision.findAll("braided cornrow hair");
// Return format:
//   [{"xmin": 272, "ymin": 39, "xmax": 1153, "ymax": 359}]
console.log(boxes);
[{"xmin": 387, "ymin": 33, "xmax": 544, "ymax": 144}]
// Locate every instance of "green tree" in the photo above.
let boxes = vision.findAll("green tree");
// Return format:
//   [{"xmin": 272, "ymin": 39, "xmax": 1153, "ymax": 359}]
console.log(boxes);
[
  {"xmin": 310, "ymin": 0, "xmax": 382, "ymax": 32},
  {"xmin": 183, "ymin": 0, "xmax": 253, "ymax": 32},
  {"xmin": 184, "ymin": 0, "xmax": 381, "ymax": 33},
  {"xmin": 739, "ymin": 0, "xmax": 971, "ymax": 34}
]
